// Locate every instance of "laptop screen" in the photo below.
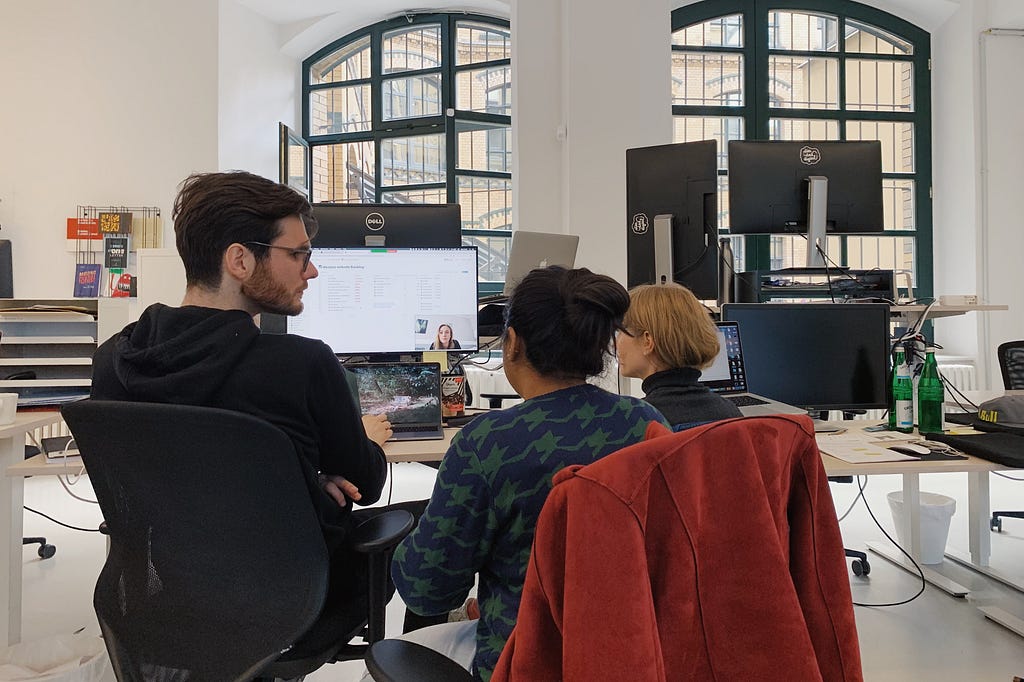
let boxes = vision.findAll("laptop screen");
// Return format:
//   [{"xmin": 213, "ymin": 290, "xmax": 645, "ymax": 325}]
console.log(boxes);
[
  {"xmin": 347, "ymin": 362, "xmax": 442, "ymax": 426},
  {"xmin": 699, "ymin": 322, "xmax": 748, "ymax": 393}
]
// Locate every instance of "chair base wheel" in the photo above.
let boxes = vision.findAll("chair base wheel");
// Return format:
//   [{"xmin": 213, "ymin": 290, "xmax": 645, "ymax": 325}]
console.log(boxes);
[
  {"xmin": 38, "ymin": 544, "xmax": 56, "ymax": 559},
  {"xmin": 851, "ymin": 558, "xmax": 870, "ymax": 576},
  {"xmin": 991, "ymin": 516, "xmax": 1003, "ymax": 532}
]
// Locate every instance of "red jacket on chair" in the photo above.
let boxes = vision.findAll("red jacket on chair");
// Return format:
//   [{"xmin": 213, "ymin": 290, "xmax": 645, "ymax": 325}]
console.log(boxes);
[{"xmin": 492, "ymin": 415, "xmax": 862, "ymax": 682}]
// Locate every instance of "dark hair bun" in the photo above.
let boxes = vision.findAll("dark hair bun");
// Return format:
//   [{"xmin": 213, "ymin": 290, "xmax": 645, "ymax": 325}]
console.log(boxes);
[{"xmin": 506, "ymin": 266, "xmax": 628, "ymax": 380}]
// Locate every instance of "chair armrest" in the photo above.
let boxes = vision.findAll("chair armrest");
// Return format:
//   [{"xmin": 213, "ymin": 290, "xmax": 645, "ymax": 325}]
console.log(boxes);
[
  {"xmin": 366, "ymin": 640, "xmax": 473, "ymax": 682},
  {"xmin": 350, "ymin": 510, "xmax": 414, "ymax": 554}
]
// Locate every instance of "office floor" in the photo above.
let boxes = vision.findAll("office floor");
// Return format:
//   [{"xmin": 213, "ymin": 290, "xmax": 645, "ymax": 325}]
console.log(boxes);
[{"xmin": 20, "ymin": 461, "xmax": 1024, "ymax": 680}]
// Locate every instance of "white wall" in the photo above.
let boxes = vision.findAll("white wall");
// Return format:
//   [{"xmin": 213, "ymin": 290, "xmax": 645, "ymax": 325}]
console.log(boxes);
[
  {"xmin": 218, "ymin": 0, "xmax": 302, "ymax": 177},
  {"xmin": 512, "ymin": 0, "xmax": 671, "ymax": 282},
  {"xmin": 0, "ymin": 0, "xmax": 219, "ymax": 299}
]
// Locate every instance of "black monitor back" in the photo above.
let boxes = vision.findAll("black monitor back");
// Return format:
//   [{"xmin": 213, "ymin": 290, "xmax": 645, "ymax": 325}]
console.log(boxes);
[
  {"xmin": 626, "ymin": 140, "xmax": 718, "ymax": 299},
  {"xmin": 720, "ymin": 302, "xmax": 890, "ymax": 412},
  {"xmin": 728, "ymin": 141, "xmax": 883, "ymax": 235},
  {"xmin": 311, "ymin": 203, "xmax": 462, "ymax": 248}
]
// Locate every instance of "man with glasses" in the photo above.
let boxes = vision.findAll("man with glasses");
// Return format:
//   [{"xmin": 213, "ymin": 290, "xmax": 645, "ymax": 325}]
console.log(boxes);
[{"xmin": 91, "ymin": 170, "xmax": 392, "ymax": 601}]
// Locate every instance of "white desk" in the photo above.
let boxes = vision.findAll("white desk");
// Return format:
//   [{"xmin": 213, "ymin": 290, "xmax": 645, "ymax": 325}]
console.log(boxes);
[
  {"xmin": 1, "ymin": 411, "xmax": 68, "ymax": 645},
  {"xmin": 817, "ymin": 423, "xmax": 1007, "ymax": 598},
  {"xmin": 890, "ymin": 303, "xmax": 1008, "ymax": 320}
]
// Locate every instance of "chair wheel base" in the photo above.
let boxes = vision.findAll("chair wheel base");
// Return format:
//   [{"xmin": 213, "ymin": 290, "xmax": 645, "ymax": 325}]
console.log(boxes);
[{"xmin": 851, "ymin": 558, "xmax": 870, "ymax": 576}]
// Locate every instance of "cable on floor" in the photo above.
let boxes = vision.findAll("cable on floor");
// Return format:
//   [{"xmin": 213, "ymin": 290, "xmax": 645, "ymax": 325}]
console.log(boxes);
[
  {"xmin": 835, "ymin": 475, "xmax": 869, "ymax": 522},
  {"xmin": 848, "ymin": 475, "xmax": 927, "ymax": 608},
  {"xmin": 24, "ymin": 506, "xmax": 101, "ymax": 533}
]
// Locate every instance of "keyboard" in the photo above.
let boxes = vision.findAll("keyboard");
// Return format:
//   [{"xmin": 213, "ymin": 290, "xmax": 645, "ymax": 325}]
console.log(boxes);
[
  {"xmin": 391, "ymin": 424, "xmax": 430, "ymax": 433},
  {"xmin": 726, "ymin": 395, "xmax": 770, "ymax": 407}
]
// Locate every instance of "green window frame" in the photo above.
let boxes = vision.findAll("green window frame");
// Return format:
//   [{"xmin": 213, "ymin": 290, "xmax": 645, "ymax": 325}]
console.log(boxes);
[
  {"xmin": 302, "ymin": 14, "xmax": 512, "ymax": 295},
  {"xmin": 672, "ymin": 0, "xmax": 932, "ymax": 300}
]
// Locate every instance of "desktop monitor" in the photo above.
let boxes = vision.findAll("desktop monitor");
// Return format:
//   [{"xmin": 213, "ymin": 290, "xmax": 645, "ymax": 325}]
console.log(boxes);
[
  {"xmin": 727, "ymin": 141, "xmax": 884, "ymax": 267},
  {"xmin": 287, "ymin": 246, "xmax": 479, "ymax": 355},
  {"xmin": 720, "ymin": 302, "xmax": 890, "ymax": 412},
  {"xmin": 626, "ymin": 140, "xmax": 718, "ymax": 299},
  {"xmin": 311, "ymin": 203, "xmax": 462, "ymax": 248}
]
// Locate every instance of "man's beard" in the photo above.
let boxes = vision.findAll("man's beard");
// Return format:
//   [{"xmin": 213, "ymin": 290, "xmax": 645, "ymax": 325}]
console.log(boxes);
[{"xmin": 241, "ymin": 263, "xmax": 303, "ymax": 316}]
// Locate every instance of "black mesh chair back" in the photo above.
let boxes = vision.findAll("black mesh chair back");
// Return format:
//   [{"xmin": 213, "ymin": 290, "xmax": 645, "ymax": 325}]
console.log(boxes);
[
  {"xmin": 997, "ymin": 341, "xmax": 1024, "ymax": 390},
  {"xmin": 62, "ymin": 400, "xmax": 330, "ymax": 682}
]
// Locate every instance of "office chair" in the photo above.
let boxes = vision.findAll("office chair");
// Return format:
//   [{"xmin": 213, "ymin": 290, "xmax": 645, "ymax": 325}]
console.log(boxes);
[
  {"xmin": 990, "ymin": 340, "xmax": 1024, "ymax": 532},
  {"xmin": 368, "ymin": 415, "xmax": 863, "ymax": 682},
  {"xmin": 62, "ymin": 399, "xmax": 413, "ymax": 682},
  {"xmin": 478, "ymin": 392, "xmax": 520, "ymax": 409}
]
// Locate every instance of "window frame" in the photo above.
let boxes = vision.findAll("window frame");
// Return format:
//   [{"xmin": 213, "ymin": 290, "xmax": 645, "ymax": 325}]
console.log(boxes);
[
  {"xmin": 672, "ymin": 0, "xmax": 932, "ymax": 299},
  {"xmin": 302, "ymin": 13, "xmax": 512, "ymax": 295}
]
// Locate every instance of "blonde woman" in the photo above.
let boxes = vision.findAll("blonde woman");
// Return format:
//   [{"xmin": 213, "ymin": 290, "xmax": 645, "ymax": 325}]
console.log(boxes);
[{"xmin": 617, "ymin": 283, "xmax": 741, "ymax": 428}]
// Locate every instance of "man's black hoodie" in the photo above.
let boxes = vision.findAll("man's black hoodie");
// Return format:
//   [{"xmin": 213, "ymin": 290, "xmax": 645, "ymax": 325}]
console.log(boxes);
[{"xmin": 91, "ymin": 303, "xmax": 388, "ymax": 553}]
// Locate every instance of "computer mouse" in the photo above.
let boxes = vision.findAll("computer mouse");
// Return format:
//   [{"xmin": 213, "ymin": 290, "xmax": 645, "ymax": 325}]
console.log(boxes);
[{"xmin": 888, "ymin": 443, "xmax": 932, "ymax": 456}]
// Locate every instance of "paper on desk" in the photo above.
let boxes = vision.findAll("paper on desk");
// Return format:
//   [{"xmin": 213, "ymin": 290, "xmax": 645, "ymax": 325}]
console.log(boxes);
[{"xmin": 816, "ymin": 433, "xmax": 920, "ymax": 464}]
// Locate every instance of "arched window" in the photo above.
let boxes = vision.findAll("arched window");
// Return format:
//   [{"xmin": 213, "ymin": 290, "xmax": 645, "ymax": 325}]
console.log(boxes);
[
  {"xmin": 672, "ymin": 0, "xmax": 931, "ymax": 297},
  {"xmin": 302, "ymin": 14, "xmax": 512, "ymax": 289}
]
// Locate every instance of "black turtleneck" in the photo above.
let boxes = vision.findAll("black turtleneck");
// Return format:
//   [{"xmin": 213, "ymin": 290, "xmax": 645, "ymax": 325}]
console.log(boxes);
[{"xmin": 640, "ymin": 367, "xmax": 742, "ymax": 428}]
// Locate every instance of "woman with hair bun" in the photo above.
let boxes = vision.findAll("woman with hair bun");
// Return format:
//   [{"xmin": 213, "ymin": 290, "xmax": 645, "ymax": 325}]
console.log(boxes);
[
  {"xmin": 391, "ymin": 266, "xmax": 668, "ymax": 681},
  {"xmin": 617, "ymin": 282, "xmax": 741, "ymax": 428}
]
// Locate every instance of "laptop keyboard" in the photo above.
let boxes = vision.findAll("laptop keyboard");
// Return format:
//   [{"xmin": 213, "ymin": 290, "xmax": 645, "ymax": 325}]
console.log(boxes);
[
  {"xmin": 391, "ymin": 424, "xmax": 429, "ymax": 433},
  {"xmin": 727, "ymin": 395, "xmax": 770, "ymax": 407}
]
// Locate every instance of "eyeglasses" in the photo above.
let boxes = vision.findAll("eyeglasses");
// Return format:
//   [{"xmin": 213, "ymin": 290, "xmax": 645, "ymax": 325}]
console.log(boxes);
[{"xmin": 244, "ymin": 241, "xmax": 313, "ymax": 273}]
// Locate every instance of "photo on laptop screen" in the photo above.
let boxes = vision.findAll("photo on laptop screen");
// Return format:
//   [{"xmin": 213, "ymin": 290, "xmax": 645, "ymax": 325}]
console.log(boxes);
[{"xmin": 347, "ymin": 362, "xmax": 444, "ymax": 440}]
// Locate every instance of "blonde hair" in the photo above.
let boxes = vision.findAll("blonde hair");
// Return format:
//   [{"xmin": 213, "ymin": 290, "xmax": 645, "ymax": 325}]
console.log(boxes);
[{"xmin": 623, "ymin": 283, "xmax": 720, "ymax": 370}]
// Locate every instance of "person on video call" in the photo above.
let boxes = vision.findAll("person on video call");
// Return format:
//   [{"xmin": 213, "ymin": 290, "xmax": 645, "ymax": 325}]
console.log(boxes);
[
  {"xmin": 387, "ymin": 266, "xmax": 668, "ymax": 681},
  {"xmin": 617, "ymin": 282, "xmax": 741, "ymax": 429},
  {"xmin": 429, "ymin": 323, "xmax": 461, "ymax": 350},
  {"xmin": 91, "ymin": 170, "xmax": 394, "ymax": 602}
]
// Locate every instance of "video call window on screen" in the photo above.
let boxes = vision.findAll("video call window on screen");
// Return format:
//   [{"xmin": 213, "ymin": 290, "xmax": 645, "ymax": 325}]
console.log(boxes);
[{"xmin": 289, "ymin": 247, "xmax": 479, "ymax": 355}]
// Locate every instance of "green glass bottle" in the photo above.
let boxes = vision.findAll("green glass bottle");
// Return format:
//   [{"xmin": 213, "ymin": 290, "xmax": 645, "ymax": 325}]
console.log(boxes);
[
  {"xmin": 892, "ymin": 348, "xmax": 914, "ymax": 433},
  {"xmin": 917, "ymin": 347, "xmax": 945, "ymax": 433},
  {"xmin": 887, "ymin": 349, "xmax": 898, "ymax": 430}
]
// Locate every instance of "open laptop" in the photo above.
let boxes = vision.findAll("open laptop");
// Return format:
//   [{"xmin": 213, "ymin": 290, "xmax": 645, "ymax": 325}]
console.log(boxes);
[
  {"xmin": 347, "ymin": 362, "xmax": 445, "ymax": 441},
  {"xmin": 500, "ymin": 231, "xmax": 581, "ymax": 296},
  {"xmin": 700, "ymin": 322, "xmax": 806, "ymax": 417}
]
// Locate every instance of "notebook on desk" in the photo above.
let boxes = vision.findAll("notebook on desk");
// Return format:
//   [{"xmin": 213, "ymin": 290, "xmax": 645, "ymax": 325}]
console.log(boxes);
[
  {"xmin": 700, "ymin": 322, "xmax": 806, "ymax": 417},
  {"xmin": 347, "ymin": 362, "xmax": 445, "ymax": 441}
]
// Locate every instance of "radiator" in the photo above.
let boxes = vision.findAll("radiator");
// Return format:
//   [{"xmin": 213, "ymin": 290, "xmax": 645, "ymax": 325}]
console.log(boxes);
[
  {"xmin": 937, "ymin": 363, "xmax": 977, "ymax": 392},
  {"xmin": 25, "ymin": 418, "xmax": 69, "ymax": 451}
]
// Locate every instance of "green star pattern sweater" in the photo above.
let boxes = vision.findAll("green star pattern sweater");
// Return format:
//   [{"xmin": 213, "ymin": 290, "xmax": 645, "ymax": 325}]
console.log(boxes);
[{"xmin": 392, "ymin": 383, "xmax": 668, "ymax": 680}]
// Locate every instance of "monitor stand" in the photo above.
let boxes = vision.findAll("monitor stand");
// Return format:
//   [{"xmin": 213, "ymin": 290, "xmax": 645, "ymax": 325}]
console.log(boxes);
[{"xmin": 805, "ymin": 175, "xmax": 829, "ymax": 268}]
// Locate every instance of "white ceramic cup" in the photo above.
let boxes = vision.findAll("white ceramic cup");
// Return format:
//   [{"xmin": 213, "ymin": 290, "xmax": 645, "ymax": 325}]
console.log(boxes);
[{"xmin": 0, "ymin": 393, "xmax": 18, "ymax": 426}]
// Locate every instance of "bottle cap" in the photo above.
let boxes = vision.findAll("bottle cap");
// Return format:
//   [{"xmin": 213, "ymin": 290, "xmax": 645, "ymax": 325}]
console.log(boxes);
[{"xmin": 925, "ymin": 346, "xmax": 938, "ymax": 353}]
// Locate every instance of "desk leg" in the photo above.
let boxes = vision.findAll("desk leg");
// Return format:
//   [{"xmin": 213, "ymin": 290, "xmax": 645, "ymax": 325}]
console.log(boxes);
[
  {"xmin": 1, "ymin": 435, "xmax": 24, "ymax": 645},
  {"xmin": 967, "ymin": 470, "xmax": 991, "ymax": 567},
  {"xmin": 866, "ymin": 471, "xmax": 971, "ymax": 598},
  {"xmin": 944, "ymin": 471, "xmax": 1024, "ymax": 593},
  {"xmin": 904, "ymin": 473, "xmax": 922, "ymax": 561}
]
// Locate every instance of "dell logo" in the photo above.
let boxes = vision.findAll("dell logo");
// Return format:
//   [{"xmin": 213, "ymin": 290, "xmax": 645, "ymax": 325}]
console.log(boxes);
[
  {"xmin": 799, "ymin": 145, "xmax": 822, "ymax": 165},
  {"xmin": 366, "ymin": 212, "xmax": 385, "ymax": 231}
]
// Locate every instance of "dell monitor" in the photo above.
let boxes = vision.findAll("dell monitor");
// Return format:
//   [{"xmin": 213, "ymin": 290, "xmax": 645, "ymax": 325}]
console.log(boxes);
[
  {"xmin": 720, "ymin": 302, "xmax": 890, "ymax": 413},
  {"xmin": 727, "ymin": 141, "xmax": 884, "ymax": 267},
  {"xmin": 287, "ymin": 246, "xmax": 479, "ymax": 356},
  {"xmin": 626, "ymin": 140, "xmax": 718, "ymax": 299},
  {"xmin": 311, "ymin": 203, "xmax": 462, "ymax": 248}
]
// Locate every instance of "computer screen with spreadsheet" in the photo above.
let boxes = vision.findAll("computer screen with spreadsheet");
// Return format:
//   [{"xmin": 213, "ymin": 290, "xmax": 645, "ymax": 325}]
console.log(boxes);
[{"xmin": 288, "ymin": 246, "xmax": 478, "ymax": 355}]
